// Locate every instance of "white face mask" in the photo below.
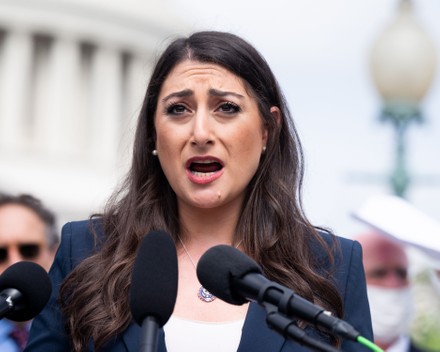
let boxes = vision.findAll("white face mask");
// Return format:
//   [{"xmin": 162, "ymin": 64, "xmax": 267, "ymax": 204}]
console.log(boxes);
[{"xmin": 367, "ymin": 286, "xmax": 413, "ymax": 345}]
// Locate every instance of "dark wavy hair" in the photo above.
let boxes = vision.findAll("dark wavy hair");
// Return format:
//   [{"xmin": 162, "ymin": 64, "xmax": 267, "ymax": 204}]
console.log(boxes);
[{"xmin": 60, "ymin": 31, "xmax": 343, "ymax": 350}]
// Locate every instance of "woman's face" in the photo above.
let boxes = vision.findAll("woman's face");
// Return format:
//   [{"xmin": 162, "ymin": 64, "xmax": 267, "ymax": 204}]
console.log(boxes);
[{"xmin": 154, "ymin": 60, "xmax": 268, "ymax": 211}]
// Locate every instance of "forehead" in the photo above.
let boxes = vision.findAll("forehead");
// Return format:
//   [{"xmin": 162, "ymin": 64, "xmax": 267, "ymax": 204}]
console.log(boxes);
[
  {"xmin": 161, "ymin": 60, "xmax": 249, "ymax": 94},
  {"xmin": 0, "ymin": 204, "xmax": 47, "ymax": 243},
  {"xmin": 362, "ymin": 238, "xmax": 408, "ymax": 268}
]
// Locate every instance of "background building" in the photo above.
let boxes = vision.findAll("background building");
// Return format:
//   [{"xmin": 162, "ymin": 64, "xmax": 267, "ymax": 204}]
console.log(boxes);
[{"xmin": 0, "ymin": 0, "xmax": 188, "ymax": 225}]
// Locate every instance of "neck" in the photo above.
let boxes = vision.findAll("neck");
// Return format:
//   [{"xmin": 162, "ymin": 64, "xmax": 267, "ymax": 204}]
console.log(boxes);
[{"xmin": 178, "ymin": 201, "xmax": 242, "ymax": 250}]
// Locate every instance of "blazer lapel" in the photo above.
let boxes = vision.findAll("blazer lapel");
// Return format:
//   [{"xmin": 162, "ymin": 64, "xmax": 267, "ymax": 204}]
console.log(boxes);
[
  {"xmin": 238, "ymin": 302, "xmax": 286, "ymax": 352},
  {"xmin": 238, "ymin": 303, "xmax": 324, "ymax": 352}
]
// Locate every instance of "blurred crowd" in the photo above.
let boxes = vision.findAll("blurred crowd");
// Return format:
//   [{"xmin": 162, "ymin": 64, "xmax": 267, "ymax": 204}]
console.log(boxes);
[{"xmin": 353, "ymin": 195, "xmax": 440, "ymax": 352}]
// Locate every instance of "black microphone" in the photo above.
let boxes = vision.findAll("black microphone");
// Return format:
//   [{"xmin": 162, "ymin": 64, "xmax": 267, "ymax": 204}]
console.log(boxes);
[
  {"xmin": 196, "ymin": 245, "xmax": 360, "ymax": 341},
  {"xmin": 0, "ymin": 261, "xmax": 52, "ymax": 321},
  {"xmin": 129, "ymin": 230, "xmax": 178, "ymax": 352}
]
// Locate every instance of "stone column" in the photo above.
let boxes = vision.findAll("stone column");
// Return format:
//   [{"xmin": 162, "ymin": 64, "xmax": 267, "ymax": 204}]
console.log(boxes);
[
  {"xmin": 32, "ymin": 36, "xmax": 83, "ymax": 155},
  {"xmin": 0, "ymin": 30, "xmax": 33, "ymax": 151},
  {"xmin": 116, "ymin": 54, "xmax": 150, "ymax": 171},
  {"xmin": 88, "ymin": 46, "xmax": 122, "ymax": 165}
]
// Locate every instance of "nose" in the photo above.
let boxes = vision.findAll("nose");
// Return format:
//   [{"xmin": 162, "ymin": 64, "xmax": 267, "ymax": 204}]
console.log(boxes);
[
  {"xmin": 191, "ymin": 110, "xmax": 214, "ymax": 147},
  {"xmin": 7, "ymin": 247, "xmax": 23, "ymax": 267}
]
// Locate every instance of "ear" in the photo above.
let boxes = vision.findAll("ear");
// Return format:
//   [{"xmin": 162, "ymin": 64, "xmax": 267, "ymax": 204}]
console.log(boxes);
[
  {"xmin": 270, "ymin": 106, "xmax": 281, "ymax": 126},
  {"xmin": 262, "ymin": 106, "xmax": 281, "ymax": 148}
]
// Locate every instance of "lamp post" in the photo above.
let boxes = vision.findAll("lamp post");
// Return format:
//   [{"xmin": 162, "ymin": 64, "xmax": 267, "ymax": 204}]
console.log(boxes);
[{"xmin": 370, "ymin": 0, "xmax": 437, "ymax": 197}]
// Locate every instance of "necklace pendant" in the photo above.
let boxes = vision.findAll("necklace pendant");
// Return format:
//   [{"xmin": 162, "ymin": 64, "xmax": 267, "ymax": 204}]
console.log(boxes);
[{"xmin": 198, "ymin": 286, "xmax": 216, "ymax": 302}]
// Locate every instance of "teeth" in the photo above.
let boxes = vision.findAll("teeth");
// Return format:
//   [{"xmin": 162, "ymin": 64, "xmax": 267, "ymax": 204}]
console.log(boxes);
[
  {"xmin": 192, "ymin": 171, "xmax": 216, "ymax": 177},
  {"xmin": 193, "ymin": 160, "xmax": 217, "ymax": 164}
]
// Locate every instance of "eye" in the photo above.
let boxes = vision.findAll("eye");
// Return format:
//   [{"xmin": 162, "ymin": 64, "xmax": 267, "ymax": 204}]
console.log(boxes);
[
  {"xmin": 395, "ymin": 268, "xmax": 408, "ymax": 280},
  {"xmin": 165, "ymin": 103, "xmax": 188, "ymax": 115},
  {"xmin": 369, "ymin": 269, "xmax": 387, "ymax": 279},
  {"xmin": 218, "ymin": 102, "xmax": 241, "ymax": 114}
]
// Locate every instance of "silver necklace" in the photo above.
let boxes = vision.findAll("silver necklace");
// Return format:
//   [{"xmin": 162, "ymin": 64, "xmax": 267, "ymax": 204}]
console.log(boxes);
[
  {"xmin": 177, "ymin": 236, "xmax": 217, "ymax": 303},
  {"xmin": 178, "ymin": 236, "xmax": 244, "ymax": 303}
]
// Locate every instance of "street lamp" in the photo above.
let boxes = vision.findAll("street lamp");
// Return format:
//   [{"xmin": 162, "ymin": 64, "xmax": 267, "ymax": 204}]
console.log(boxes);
[{"xmin": 370, "ymin": 0, "xmax": 437, "ymax": 197}]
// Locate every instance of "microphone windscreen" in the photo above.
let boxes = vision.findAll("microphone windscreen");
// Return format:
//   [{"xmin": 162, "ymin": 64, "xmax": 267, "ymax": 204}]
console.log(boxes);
[
  {"xmin": 196, "ymin": 245, "xmax": 262, "ymax": 305},
  {"xmin": 130, "ymin": 230, "xmax": 178, "ymax": 327},
  {"xmin": 0, "ymin": 261, "xmax": 52, "ymax": 321}
]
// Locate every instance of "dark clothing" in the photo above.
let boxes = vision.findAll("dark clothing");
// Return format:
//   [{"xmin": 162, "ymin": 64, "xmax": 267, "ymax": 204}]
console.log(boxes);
[{"xmin": 26, "ymin": 220, "xmax": 373, "ymax": 351}]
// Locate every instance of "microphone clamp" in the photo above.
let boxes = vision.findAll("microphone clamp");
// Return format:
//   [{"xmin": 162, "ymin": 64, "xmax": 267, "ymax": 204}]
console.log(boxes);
[{"xmin": 233, "ymin": 273, "xmax": 360, "ymax": 341}]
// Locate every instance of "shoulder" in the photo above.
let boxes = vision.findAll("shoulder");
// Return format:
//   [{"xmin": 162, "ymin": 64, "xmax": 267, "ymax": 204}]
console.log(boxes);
[
  {"xmin": 318, "ymin": 229, "xmax": 360, "ymax": 249},
  {"xmin": 59, "ymin": 218, "xmax": 105, "ymax": 267},
  {"xmin": 316, "ymin": 230, "xmax": 374, "ymax": 345},
  {"xmin": 313, "ymin": 229, "xmax": 362, "ymax": 266},
  {"xmin": 61, "ymin": 218, "xmax": 104, "ymax": 239},
  {"xmin": 313, "ymin": 230, "xmax": 366, "ymax": 303}
]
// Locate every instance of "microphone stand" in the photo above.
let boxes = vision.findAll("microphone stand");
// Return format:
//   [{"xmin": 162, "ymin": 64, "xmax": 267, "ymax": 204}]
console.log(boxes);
[
  {"xmin": 234, "ymin": 274, "xmax": 359, "ymax": 341},
  {"xmin": 139, "ymin": 316, "xmax": 159, "ymax": 352},
  {"xmin": 264, "ymin": 304, "xmax": 342, "ymax": 352}
]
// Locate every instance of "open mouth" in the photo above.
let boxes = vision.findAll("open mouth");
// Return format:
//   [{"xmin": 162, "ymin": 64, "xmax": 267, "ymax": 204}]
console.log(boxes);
[{"xmin": 189, "ymin": 160, "xmax": 223, "ymax": 176}]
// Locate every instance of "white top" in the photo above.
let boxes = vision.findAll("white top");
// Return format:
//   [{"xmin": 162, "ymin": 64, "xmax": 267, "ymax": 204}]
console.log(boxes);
[{"xmin": 164, "ymin": 315, "xmax": 244, "ymax": 352}]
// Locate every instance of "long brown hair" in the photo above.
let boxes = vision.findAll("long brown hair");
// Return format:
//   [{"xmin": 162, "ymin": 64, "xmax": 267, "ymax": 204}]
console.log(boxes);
[{"xmin": 60, "ymin": 31, "xmax": 343, "ymax": 351}]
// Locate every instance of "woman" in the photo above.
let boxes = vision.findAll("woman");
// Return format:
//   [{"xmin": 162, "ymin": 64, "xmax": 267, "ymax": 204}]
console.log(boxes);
[{"xmin": 25, "ymin": 31, "xmax": 372, "ymax": 351}]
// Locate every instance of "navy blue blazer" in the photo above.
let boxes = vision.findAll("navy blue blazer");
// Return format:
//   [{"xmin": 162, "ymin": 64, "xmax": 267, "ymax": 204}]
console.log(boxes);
[{"xmin": 25, "ymin": 220, "xmax": 373, "ymax": 351}]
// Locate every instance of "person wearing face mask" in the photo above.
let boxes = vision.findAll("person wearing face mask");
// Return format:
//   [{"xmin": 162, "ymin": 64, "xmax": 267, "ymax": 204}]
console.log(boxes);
[{"xmin": 354, "ymin": 230, "xmax": 426, "ymax": 352}]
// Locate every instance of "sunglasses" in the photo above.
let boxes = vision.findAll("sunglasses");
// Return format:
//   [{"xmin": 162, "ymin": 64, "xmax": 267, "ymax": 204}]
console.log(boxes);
[{"xmin": 0, "ymin": 243, "xmax": 41, "ymax": 263}]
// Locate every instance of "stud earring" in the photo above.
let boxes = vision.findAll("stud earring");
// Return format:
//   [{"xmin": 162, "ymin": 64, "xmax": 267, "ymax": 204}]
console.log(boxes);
[
  {"xmin": 152, "ymin": 150, "xmax": 158, "ymax": 156},
  {"xmin": 262, "ymin": 146, "xmax": 267, "ymax": 153}
]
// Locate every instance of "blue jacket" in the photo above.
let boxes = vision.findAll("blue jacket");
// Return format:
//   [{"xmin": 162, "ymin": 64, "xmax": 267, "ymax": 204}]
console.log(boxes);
[{"xmin": 25, "ymin": 220, "xmax": 373, "ymax": 351}]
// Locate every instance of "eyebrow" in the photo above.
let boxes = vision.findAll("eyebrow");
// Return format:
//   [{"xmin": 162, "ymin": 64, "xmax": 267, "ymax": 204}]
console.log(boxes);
[
  {"xmin": 161, "ymin": 89, "xmax": 193, "ymax": 103},
  {"xmin": 161, "ymin": 88, "xmax": 245, "ymax": 103},
  {"xmin": 208, "ymin": 89, "xmax": 245, "ymax": 99}
]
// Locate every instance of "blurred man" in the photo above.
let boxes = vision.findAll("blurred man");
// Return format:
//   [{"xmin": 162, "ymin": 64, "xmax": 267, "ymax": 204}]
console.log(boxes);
[
  {"xmin": 0, "ymin": 193, "xmax": 59, "ymax": 352},
  {"xmin": 354, "ymin": 230, "xmax": 426, "ymax": 352}
]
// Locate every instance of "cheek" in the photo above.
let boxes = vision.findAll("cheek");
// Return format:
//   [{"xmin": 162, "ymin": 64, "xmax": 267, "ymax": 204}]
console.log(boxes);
[
  {"xmin": 229, "ymin": 132, "xmax": 263, "ymax": 174},
  {"xmin": 235, "ymin": 124, "xmax": 264, "ymax": 153},
  {"xmin": 0, "ymin": 264, "xmax": 7, "ymax": 275},
  {"xmin": 155, "ymin": 129, "xmax": 185, "ymax": 182},
  {"xmin": 36, "ymin": 251, "xmax": 54, "ymax": 272},
  {"xmin": 156, "ymin": 127, "xmax": 179, "ymax": 157}
]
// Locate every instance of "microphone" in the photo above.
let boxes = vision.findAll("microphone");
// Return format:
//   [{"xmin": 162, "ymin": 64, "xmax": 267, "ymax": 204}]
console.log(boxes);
[
  {"xmin": 196, "ymin": 245, "xmax": 360, "ymax": 342},
  {"xmin": 0, "ymin": 261, "xmax": 52, "ymax": 321},
  {"xmin": 129, "ymin": 230, "xmax": 178, "ymax": 352}
]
